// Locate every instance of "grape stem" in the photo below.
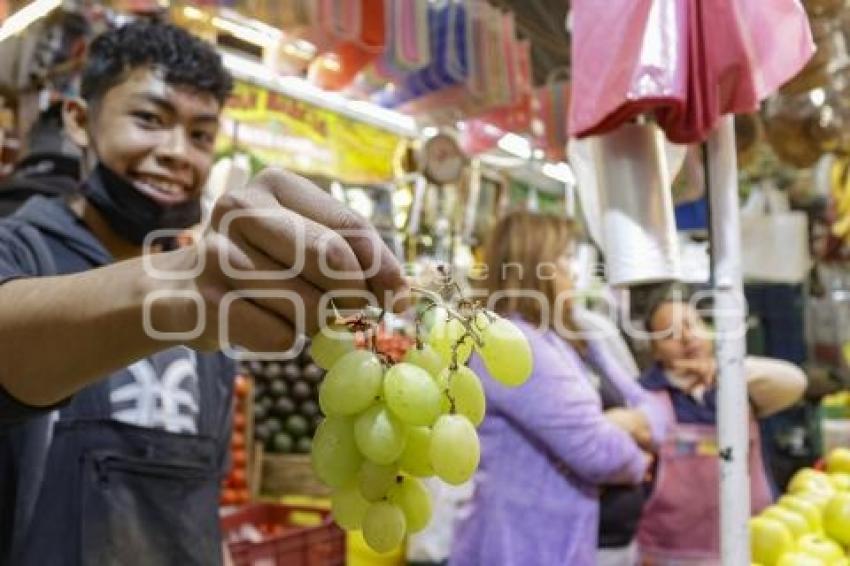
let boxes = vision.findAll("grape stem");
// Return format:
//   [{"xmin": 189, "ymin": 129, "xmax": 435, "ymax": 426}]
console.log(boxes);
[
  {"xmin": 409, "ymin": 286, "xmax": 484, "ymax": 348},
  {"xmin": 413, "ymin": 302, "xmax": 437, "ymax": 350}
]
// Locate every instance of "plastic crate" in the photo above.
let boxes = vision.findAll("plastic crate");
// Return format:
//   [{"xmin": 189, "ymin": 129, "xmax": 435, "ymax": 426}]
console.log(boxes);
[{"xmin": 221, "ymin": 503, "xmax": 345, "ymax": 566}]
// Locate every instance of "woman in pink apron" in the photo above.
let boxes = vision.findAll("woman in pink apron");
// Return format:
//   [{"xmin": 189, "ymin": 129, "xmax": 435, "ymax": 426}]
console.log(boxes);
[{"xmin": 636, "ymin": 295, "xmax": 806, "ymax": 565}]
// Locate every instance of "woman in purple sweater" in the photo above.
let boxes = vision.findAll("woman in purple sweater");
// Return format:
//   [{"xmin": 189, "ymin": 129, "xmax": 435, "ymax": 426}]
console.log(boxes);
[{"xmin": 448, "ymin": 212, "xmax": 667, "ymax": 566}]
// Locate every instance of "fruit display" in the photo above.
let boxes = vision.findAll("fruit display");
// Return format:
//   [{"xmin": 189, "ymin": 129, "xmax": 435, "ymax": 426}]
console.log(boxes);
[
  {"xmin": 308, "ymin": 272, "xmax": 533, "ymax": 554},
  {"xmin": 751, "ymin": 454, "xmax": 850, "ymax": 565},
  {"xmin": 222, "ymin": 374, "xmax": 252, "ymax": 507},
  {"xmin": 248, "ymin": 353, "xmax": 326, "ymax": 456}
]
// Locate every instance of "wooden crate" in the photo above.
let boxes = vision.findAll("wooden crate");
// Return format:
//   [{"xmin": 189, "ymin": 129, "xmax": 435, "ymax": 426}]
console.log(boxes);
[{"xmin": 261, "ymin": 454, "xmax": 331, "ymax": 498}]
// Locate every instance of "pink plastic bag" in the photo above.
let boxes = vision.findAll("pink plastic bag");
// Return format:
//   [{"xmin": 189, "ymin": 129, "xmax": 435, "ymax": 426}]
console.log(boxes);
[{"xmin": 569, "ymin": 0, "xmax": 815, "ymax": 144}]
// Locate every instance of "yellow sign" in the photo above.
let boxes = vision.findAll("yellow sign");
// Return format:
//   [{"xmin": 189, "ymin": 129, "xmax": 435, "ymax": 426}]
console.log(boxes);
[{"xmin": 219, "ymin": 81, "xmax": 404, "ymax": 184}]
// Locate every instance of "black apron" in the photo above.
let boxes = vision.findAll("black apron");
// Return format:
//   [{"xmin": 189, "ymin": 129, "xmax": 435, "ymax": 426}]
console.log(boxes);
[{"xmin": 14, "ymin": 356, "xmax": 227, "ymax": 566}]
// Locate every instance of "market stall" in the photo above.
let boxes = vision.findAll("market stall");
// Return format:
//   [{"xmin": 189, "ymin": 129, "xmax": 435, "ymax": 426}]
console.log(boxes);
[{"xmin": 3, "ymin": 0, "xmax": 850, "ymax": 565}]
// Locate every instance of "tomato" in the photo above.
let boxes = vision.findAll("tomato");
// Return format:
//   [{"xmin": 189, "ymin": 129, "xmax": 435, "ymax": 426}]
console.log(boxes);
[
  {"xmin": 232, "ymin": 449, "xmax": 247, "ymax": 468},
  {"xmin": 233, "ymin": 413, "xmax": 246, "ymax": 432},
  {"xmin": 231, "ymin": 432, "xmax": 246, "ymax": 451},
  {"xmin": 236, "ymin": 489, "xmax": 250, "ymax": 505},
  {"xmin": 220, "ymin": 488, "xmax": 238, "ymax": 506},
  {"xmin": 230, "ymin": 469, "xmax": 247, "ymax": 489},
  {"xmin": 234, "ymin": 376, "xmax": 250, "ymax": 399}
]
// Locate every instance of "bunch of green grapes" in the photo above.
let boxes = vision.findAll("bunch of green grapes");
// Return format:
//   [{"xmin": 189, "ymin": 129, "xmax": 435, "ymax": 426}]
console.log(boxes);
[{"xmin": 308, "ymin": 296, "xmax": 532, "ymax": 554}]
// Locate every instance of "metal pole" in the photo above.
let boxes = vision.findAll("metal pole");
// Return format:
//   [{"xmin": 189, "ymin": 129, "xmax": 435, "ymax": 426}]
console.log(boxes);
[{"xmin": 705, "ymin": 115, "xmax": 750, "ymax": 564}]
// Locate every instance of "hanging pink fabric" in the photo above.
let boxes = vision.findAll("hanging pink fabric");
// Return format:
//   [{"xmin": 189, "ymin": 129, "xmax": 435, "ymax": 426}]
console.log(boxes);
[
  {"xmin": 457, "ymin": 39, "xmax": 534, "ymax": 155},
  {"xmin": 569, "ymin": 0, "xmax": 815, "ymax": 144},
  {"xmin": 307, "ymin": 0, "xmax": 384, "ymax": 91}
]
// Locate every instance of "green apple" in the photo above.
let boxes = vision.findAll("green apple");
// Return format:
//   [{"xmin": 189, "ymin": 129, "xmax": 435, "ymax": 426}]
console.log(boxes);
[
  {"xmin": 779, "ymin": 495, "xmax": 824, "ymax": 534},
  {"xmin": 751, "ymin": 516, "xmax": 795, "ymax": 566},
  {"xmin": 789, "ymin": 469, "xmax": 837, "ymax": 497},
  {"xmin": 827, "ymin": 448, "xmax": 850, "ymax": 475},
  {"xmin": 823, "ymin": 492, "xmax": 850, "ymax": 546},
  {"xmin": 763, "ymin": 505, "xmax": 813, "ymax": 539},
  {"xmin": 777, "ymin": 551, "xmax": 828, "ymax": 566},
  {"xmin": 795, "ymin": 490, "xmax": 834, "ymax": 512},
  {"xmin": 795, "ymin": 533, "xmax": 845, "ymax": 564},
  {"xmin": 830, "ymin": 473, "xmax": 850, "ymax": 492}
]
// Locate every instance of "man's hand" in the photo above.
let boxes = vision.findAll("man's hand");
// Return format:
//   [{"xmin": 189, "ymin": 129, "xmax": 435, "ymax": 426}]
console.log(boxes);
[
  {"xmin": 153, "ymin": 168, "xmax": 409, "ymax": 354},
  {"xmin": 0, "ymin": 168, "xmax": 408, "ymax": 410}
]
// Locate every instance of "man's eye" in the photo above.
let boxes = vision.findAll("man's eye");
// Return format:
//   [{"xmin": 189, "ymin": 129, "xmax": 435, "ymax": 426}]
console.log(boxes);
[
  {"xmin": 193, "ymin": 130, "xmax": 216, "ymax": 147},
  {"xmin": 133, "ymin": 111, "xmax": 163, "ymax": 126}
]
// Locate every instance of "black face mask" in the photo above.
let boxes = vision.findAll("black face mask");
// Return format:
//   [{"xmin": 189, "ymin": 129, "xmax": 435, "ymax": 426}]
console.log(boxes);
[{"xmin": 83, "ymin": 162, "xmax": 201, "ymax": 246}]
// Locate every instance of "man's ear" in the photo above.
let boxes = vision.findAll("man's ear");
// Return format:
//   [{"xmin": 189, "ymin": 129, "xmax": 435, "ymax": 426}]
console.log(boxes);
[{"xmin": 62, "ymin": 98, "xmax": 90, "ymax": 149}]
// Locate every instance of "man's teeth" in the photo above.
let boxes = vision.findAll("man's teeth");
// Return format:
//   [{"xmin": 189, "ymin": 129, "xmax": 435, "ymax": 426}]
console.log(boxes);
[{"xmin": 135, "ymin": 177, "xmax": 183, "ymax": 196}]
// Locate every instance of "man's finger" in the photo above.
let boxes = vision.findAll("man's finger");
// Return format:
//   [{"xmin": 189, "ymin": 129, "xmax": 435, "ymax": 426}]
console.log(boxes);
[
  {"xmin": 218, "ymin": 205, "xmax": 368, "ymax": 314},
  {"xmin": 221, "ymin": 293, "xmax": 298, "ymax": 356},
  {"xmin": 223, "ymin": 241, "xmax": 330, "ymax": 336},
  {"xmin": 249, "ymin": 168, "xmax": 409, "ymax": 310}
]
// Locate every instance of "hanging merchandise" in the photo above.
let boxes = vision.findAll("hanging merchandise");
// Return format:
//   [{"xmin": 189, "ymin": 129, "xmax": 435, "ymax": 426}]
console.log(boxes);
[
  {"xmin": 762, "ymin": 87, "xmax": 841, "ymax": 169},
  {"xmin": 739, "ymin": 182, "xmax": 811, "ymax": 284},
  {"xmin": 349, "ymin": 0, "xmax": 431, "ymax": 97},
  {"xmin": 456, "ymin": 38, "xmax": 532, "ymax": 155},
  {"xmin": 375, "ymin": 0, "xmax": 471, "ymax": 110},
  {"xmin": 390, "ymin": 1, "xmax": 526, "ymax": 124},
  {"xmin": 592, "ymin": 123, "xmax": 681, "ymax": 287},
  {"xmin": 569, "ymin": 0, "xmax": 815, "ymax": 144},
  {"xmin": 307, "ymin": 0, "xmax": 384, "ymax": 91},
  {"xmin": 391, "ymin": 0, "xmax": 432, "ymax": 71},
  {"xmin": 569, "ymin": 131, "xmax": 687, "ymax": 250},
  {"xmin": 803, "ymin": 0, "xmax": 847, "ymax": 18},
  {"xmin": 532, "ymin": 69, "xmax": 571, "ymax": 162},
  {"xmin": 828, "ymin": 156, "xmax": 850, "ymax": 252},
  {"xmin": 780, "ymin": 18, "xmax": 843, "ymax": 96}
]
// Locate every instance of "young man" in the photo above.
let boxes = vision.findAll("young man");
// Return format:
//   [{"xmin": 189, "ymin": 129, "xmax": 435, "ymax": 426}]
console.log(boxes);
[
  {"xmin": 0, "ymin": 20, "xmax": 406, "ymax": 565},
  {"xmin": 636, "ymin": 294, "xmax": 806, "ymax": 564}
]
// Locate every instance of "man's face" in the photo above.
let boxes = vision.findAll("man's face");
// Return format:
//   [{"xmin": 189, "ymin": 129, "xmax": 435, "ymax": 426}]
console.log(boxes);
[
  {"xmin": 649, "ymin": 301, "xmax": 713, "ymax": 369},
  {"xmin": 85, "ymin": 66, "xmax": 221, "ymax": 204}
]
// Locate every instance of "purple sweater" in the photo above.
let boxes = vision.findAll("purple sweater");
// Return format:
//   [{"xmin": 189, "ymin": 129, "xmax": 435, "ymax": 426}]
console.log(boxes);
[{"xmin": 448, "ymin": 318, "xmax": 667, "ymax": 566}]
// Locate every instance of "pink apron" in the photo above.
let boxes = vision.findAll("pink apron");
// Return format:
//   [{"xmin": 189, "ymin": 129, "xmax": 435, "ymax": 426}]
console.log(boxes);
[{"xmin": 637, "ymin": 391, "xmax": 773, "ymax": 565}]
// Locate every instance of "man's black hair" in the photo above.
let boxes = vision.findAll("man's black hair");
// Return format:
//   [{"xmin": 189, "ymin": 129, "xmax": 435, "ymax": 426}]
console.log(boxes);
[{"xmin": 80, "ymin": 20, "xmax": 233, "ymax": 106}]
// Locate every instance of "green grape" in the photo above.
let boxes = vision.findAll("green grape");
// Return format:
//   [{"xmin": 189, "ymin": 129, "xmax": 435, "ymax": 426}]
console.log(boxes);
[
  {"xmin": 471, "ymin": 310, "xmax": 492, "ymax": 332},
  {"xmin": 478, "ymin": 316, "xmax": 532, "ymax": 387},
  {"xmin": 403, "ymin": 344, "xmax": 446, "ymax": 377},
  {"xmin": 331, "ymin": 482, "xmax": 370, "ymax": 530},
  {"xmin": 428, "ymin": 307, "xmax": 473, "ymax": 366},
  {"xmin": 310, "ymin": 324, "xmax": 355, "ymax": 370},
  {"xmin": 354, "ymin": 404, "xmax": 408, "ymax": 465},
  {"xmin": 399, "ymin": 426, "xmax": 434, "ymax": 477},
  {"xmin": 436, "ymin": 366, "xmax": 486, "ymax": 426},
  {"xmin": 318, "ymin": 350, "xmax": 384, "ymax": 416},
  {"xmin": 430, "ymin": 414, "xmax": 480, "ymax": 485},
  {"xmin": 358, "ymin": 460, "xmax": 398, "ymax": 502},
  {"xmin": 383, "ymin": 363, "xmax": 441, "ymax": 426},
  {"xmin": 362, "ymin": 501, "xmax": 407, "ymax": 554},
  {"xmin": 387, "ymin": 476, "xmax": 432, "ymax": 534},
  {"xmin": 311, "ymin": 416, "xmax": 362, "ymax": 488}
]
